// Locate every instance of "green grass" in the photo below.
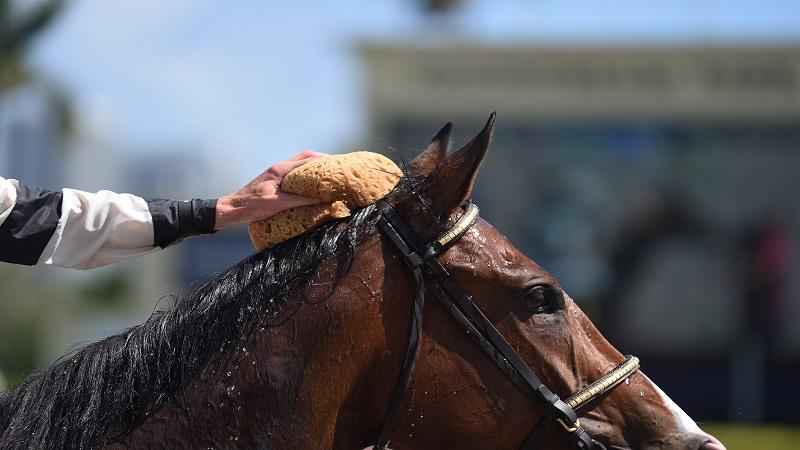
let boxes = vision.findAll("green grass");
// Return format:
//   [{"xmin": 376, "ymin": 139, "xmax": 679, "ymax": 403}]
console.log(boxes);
[{"xmin": 701, "ymin": 423, "xmax": 800, "ymax": 450}]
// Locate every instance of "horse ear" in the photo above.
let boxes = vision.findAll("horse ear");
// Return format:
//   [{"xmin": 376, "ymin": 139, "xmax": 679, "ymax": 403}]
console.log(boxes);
[
  {"xmin": 421, "ymin": 113, "xmax": 494, "ymax": 217},
  {"xmin": 409, "ymin": 122, "xmax": 452, "ymax": 176}
]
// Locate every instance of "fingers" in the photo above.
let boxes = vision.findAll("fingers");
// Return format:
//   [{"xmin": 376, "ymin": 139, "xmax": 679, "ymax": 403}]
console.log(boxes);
[
  {"xmin": 288, "ymin": 150, "xmax": 327, "ymax": 161},
  {"xmin": 257, "ymin": 151, "xmax": 329, "ymax": 183},
  {"xmin": 272, "ymin": 154, "xmax": 326, "ymax": 178}
]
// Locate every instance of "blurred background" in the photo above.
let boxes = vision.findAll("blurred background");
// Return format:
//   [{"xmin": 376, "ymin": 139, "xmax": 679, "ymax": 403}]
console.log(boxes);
[{"xmin": 1, "ymin": 0, "xmax": 798, "ymax": 447}]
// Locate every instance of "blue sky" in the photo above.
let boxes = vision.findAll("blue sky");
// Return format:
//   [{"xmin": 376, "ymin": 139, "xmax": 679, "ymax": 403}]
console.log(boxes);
[{"xmin": 27, "ymin": 0, "xmax": 800, "ymax": 186}]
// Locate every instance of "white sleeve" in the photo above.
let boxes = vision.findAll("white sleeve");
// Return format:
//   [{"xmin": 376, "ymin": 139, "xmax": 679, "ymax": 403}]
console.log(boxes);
[
  {"xmin": 37, "ymin": 189, "xmax": 159, "ymax": 269},
  {"xmin": 0, "ymin": 176, "xmax": 19, "ymax": 228},
  {"xmin": 1, "ymin": 177, "xmax": 217, "ymax": 270}
]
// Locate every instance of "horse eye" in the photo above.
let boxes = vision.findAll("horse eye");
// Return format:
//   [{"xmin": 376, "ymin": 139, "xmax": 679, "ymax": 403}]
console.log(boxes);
[{"xmin": 524, "ymin": 285, "xmax": 561, "ymax": 313}]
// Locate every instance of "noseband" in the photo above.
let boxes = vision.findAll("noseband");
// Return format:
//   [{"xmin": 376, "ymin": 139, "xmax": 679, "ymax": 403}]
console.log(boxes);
[{"xmin": 374, "ymin": 201, "xmax": 640, "ymax": 450}]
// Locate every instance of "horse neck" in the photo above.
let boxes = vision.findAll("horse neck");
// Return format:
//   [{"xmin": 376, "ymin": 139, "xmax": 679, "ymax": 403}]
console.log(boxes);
[{"xmin": 118, "ymin": 233, "xmax": 411, "ymax": 449}]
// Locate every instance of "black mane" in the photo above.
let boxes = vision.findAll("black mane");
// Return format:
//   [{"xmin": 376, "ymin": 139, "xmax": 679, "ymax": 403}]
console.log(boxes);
[{"xmin": 0, "ymin": 186, "xmax": 412, "ymax": 449}]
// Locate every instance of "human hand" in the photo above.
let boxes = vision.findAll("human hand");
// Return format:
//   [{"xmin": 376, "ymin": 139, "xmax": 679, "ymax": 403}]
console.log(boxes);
[{"xmin": 214, "ymin": 151, "xmax": 327, "ymax": 230}]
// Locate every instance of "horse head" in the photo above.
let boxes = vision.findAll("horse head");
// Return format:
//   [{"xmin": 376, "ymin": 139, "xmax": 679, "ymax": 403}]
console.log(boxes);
[{"xmin": 378, "ymin": 114, "xmax": 726, "ymax": 450}]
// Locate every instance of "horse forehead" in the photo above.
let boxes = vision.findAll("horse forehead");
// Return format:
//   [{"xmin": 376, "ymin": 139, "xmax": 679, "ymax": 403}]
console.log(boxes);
[{"xmin": 455, "ymin": 217, "xmax": 550, "ymax": 275}]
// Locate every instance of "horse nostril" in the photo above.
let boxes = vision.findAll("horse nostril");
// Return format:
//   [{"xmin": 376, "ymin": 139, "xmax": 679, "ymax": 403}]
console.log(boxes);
[{"xmin": 698, "ymin": 434, "xmax": 727, "ymax": 450}]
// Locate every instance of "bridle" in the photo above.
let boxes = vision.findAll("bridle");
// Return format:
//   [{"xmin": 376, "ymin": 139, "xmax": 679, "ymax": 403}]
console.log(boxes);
[{"xmin": 374, "ymin": 201, "xmax": 640, "ymax": 450}]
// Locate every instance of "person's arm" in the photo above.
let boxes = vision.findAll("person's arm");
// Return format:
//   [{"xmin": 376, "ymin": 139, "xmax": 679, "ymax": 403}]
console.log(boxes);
[
  {"xmin": 0, "ymin": 151, "xmax": 324, "ymax": 270},
  {"xmin": 214, "ymin": 151, "xmax": 326, "ymax": 230}
]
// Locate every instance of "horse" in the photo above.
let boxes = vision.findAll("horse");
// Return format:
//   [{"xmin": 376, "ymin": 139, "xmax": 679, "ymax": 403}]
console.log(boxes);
[{"xmin": 0, "ymin": 115, "xmax": 726, "ymax": 449}]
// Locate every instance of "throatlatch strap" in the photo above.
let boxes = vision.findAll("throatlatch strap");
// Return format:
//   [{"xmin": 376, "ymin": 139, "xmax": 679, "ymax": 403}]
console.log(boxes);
[{"xmin": 373, "ymin": 215, "xmax": 427, "ymax": 450}]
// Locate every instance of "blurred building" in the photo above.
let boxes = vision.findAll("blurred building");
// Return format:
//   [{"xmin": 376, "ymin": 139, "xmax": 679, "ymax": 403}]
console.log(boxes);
[
  {"xmin": 0, "ymin": 85, "xmax": 63, "ymax": 189},
  {"xmin": 361, "ymin": 42, "xmax": 800, "ymax": 422},
  {"xmin": 0, "ymin": 84, "xmax": 249, "ymax": 377}
]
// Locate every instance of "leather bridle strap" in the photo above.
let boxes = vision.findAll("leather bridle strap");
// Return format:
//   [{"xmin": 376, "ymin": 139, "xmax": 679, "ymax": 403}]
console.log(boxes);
[
  {"xmin": 372, "ymin": 205, "xmax": 427, "ymax": 448},
  {"xmin": 374, "ymin": 201, "xmax": 638, "ymax": 450},
  {"xmin": 423, "ymin": 260, "xmax": 593, "ymax": 449},
  {"xmin": 374, "ymin": 202, "xmax": 591, "ymax": 449}
]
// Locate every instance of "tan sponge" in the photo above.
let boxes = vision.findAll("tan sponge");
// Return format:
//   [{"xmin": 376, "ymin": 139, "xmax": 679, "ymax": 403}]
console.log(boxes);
[{"xmin": 248, "ymin": 151, "xmax": 402, "ymax": 250}]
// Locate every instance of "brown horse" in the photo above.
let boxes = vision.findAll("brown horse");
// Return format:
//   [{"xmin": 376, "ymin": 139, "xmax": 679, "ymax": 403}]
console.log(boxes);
[{"xmin": 0, "ymin": 117, "xmax": 726, "ymax": 449}]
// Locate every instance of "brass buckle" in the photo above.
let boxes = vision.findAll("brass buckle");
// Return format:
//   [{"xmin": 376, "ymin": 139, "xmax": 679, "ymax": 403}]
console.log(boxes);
[{"xmin": 556, "ymin": 417, "xmax": 581, "ymax": 433}]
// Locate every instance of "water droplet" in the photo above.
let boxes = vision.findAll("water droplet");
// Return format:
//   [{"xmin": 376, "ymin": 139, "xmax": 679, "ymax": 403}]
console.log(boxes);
[
  {"xmin": 625, "ymin": 378, "xmax": 630, "ymax": 385},
  {"xmin": 226, "ymin": 371, "xmax": 232, "ymax": 377}
]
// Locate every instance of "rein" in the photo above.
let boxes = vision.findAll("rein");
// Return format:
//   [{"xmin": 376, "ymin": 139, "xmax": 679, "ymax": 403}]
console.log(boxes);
[{"xmin": 374, "ymin": 202, "xmax": 640, "ymax": 450}]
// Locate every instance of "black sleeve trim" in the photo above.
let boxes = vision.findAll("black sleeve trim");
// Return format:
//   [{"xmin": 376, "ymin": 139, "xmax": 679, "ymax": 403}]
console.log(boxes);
[
  {"xmin": 147, "ymin": 198, "xmax": 217, "ymax": 249},
  {"xmin": 0, "ymin": 183, "xmax": 63, "ymax": 265}
]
